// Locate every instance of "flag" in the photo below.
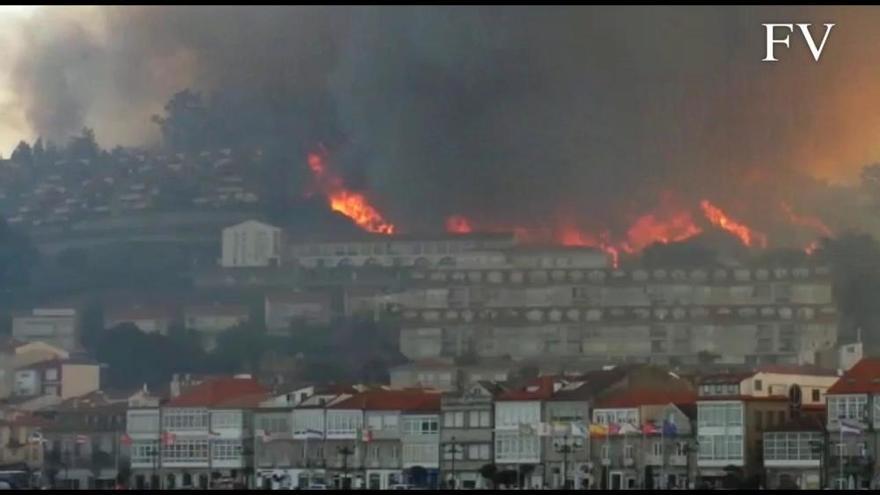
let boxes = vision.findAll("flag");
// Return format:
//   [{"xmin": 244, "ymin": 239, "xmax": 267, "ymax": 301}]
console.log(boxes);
[
  {"xmin": 161, "ymin": 431, "xmax": 176, "ymax": 446},
  {"xmin": 588, "ymin": 423, "xmax": 608, "ymax": 437},
  {"xmin": 208, "ymin": 428, "xmax": 222, "ymax": 437},
  {"xmin": 537, "ymin": 422, "xmax": 553, "ymax": 437},
  {"xmin": 619, "ymin": 423, "xmax": 640, "ymax": 435},
  {"xmin": 662, "ymin": 418, "xmax": 678, "ymax": 437},
  {"xmin": 75, "ymin": 434, "xmax": 88, "ymax": 445},
  {"xmin": 28, "ymin": 431, "xmax": 46, "ymax": 445},
  {"xmin": 553, "ymin": 422, "xmax": 571, "ymax": 436},
  {"xmin": 359, "ymin": 428, "xmax": 373, "ymax": 443},
  {"xmin": 571, "ymin": 422, "xmax": 588, "ymax": 438},
  {"xmin": 518, "ymin": 423, "xmax": 535, "ymax": 436},
  {"xmin": 304, "ymin": 428, "xmax": 324, "ymax": 439},
  {"xmin": 608, "ymin": 422, "xmax": 621, "ymax": 435},
  {"xmin": 120, "ymin": 433, "xmax": 133, "ymax": 446},
  {"xmin": 257, "ymin": 429, "xmax": 272, "ymax": 442},
  {"xmin": 642, "ymin": 422, "xmax": 659, "ymax": 435},
  {"xmin": 840, "ymin": 419, "xmax": 863, "ymax": 435}
]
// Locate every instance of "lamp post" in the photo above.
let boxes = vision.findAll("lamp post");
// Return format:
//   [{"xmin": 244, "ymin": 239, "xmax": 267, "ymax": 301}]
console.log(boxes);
[
  {"xmin": 809, "ymin": 437, "xmax": 825, "ymax": 490},
  {"xmin": 554, "ymin": 435, "xmax": 575, "ymax": 490},
  {"xmin": 444, "ymin": 436, "xmax": 462, "ymax": 490},
  {"xmin": 684, "ymin": 440, "xmax": 699, "ymax": 489},
  {"xmin": 337, "ymin": 446, "xmax": 354, "ymax": 490}
]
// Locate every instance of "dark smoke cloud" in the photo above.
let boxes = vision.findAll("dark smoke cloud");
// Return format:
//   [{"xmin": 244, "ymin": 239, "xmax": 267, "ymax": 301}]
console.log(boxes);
[{"xmin": 6, "ymin": 6, "xmax": 880, "ymax": 243}]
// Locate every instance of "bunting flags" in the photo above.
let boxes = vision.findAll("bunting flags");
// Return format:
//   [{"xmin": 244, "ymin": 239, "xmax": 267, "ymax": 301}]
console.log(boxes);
[
  {"xmin": 642, "ymin": 422, "xmax": 659, "ymax": 435},
  {"xmin": 607, "ymin": 422, "xmax": 621, "ymax": 435},
  {"xmin": 120, "ymin": 433, "xmax": 133, "ymax": 446},
  {"xmin": 571, "ymin": 422, "xmax": 588, "ymax": 438},
  {"xmin": 552, "ymin": 422, "xmax": 571, "ymax": 436}
]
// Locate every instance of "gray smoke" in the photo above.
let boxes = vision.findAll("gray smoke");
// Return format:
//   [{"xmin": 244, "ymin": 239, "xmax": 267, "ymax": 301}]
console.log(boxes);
[{"xmin": 6, "ymin": 6, "xmax": 880, "ymax": 242}]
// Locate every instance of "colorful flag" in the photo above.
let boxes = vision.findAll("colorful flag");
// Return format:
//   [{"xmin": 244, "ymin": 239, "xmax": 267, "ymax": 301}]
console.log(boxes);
[
  {"xmin": 642, "ymin": 422, "xmax": 659, "ymax": 435},
  {"xmin": 571, "ymin": 422, "xmax": 588, "ymax": 438},
  {"xmin": 358, "ymin": 428, "xmax": 373, "ymax": 443},
  {"xmin": 589, "ymin": 423, "xmax": 608, "ymax": 437},
  {"xmin": 840, "ymin": 419, "xmax": 863, "ymax": 435},
  {"xmin": 619, "ymin": 423, "xmax": 640, "ymax": 435},
  {"xmin": 120, "ymin": 433, "xmax": 133, "ymax": 446},
  {"xmin": 75, "ymin": 434, "xmax": 88, "ymax": 445},
  {"xmin": 608, "ymin": 422, "xmax": 621, "ymax": 435},
  {"xmin": 161, "ymin": 431, "xmax": 176, "ymax": 446},
  {"xmin": 662, "ymin": 418, "xmax": 678, "ymax": 436}
]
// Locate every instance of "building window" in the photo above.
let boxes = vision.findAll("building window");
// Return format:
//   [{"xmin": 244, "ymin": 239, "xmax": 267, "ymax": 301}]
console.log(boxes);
[
  {"xmin": 211, "ymin": 411, "xmax": 242, "ymax": 430},
  {"xmin": 45, "ymin": 368, "xmax": 58, "ymax": 381},
  {"xmin": 652, "ymin": 442, "xmax": 662, "ymax": 457},
  {"xmin": 161, "ymin": 439, "xmax": 209, "ymax": 462},
  {"xmin": 403, "ymin": 417, "xmax": 439, "ymax": 436},
  {"xmin": 467, "ymin": 444, "xmax": 490, "ymax": 461},
  {"xmin": 212, "ymin": 440, "xmax": 243, "ymax": 461},
  {"xmin": 624, "ymin": 444, "xmax": 634, "ymax": 460},
  {"xmin": 163, "ymin": 409, "xmax": 208, "ymax": 430},
  {"xmin": 444, "ymin": 412, "xmax": 464, "ymax": 428},
  {"xmin": 754, "ymin": 380, "xmax": 763, "ymax": 391}
]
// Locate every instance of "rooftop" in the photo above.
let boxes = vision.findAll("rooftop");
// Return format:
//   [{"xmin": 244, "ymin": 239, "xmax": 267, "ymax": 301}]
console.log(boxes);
[
  {"xmin": 165, "ymin": 376, "xmax": 269, "ymax": 408},
  {"xmin": 827, "ymin": 358, "xmax": 880, "ymax": 395},
  {"xmin": 331, "ymin": 389, "xmax": 442, "ymax": 412}
]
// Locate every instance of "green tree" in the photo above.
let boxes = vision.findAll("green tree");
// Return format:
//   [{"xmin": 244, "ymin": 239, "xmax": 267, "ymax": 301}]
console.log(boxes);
[
  {"xmin": 9, "ymin": 141, "xmax": 32, "ymax": 166},
  {"xmin": 67, "ymin": 127, "xmax": 100, "ymax": 161}
]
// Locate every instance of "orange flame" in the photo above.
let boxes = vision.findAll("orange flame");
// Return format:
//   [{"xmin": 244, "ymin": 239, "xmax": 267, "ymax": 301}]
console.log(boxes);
[
  {"xmin": 699, "ymin": 200, "xmax": 767, "ymax": 248},
  {"xmin": 780, "ymin": 201, "xmax": 832, "ymax": 237},
  {"xmin": 445, "ymin": 215, "xmax": 473, "ymax": 234},
  {"xmin": 307, "ymin": 151, "xmax": 396, "ymax": 235},
  {"xmin": 558, "ymin": 227, "xmax": 621, "ymax": 268},
  {"xmin": 625, "ymin": 211, "xmax": 703, "ymax": 252}
]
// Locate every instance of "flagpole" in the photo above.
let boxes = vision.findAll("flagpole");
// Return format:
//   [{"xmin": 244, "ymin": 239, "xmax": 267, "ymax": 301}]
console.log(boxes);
[
  {"xmin": 840, "ymin": 419, "xmax": 843, "ymax": 490},
  {"xmin": 660, "ymin": 421, "xmax": 665, "ymax": 490}
]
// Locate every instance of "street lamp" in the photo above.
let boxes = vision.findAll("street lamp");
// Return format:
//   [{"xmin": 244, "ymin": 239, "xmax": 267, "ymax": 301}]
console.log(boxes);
[
  {"xmin": 809, "ymin": 437, "xmax": 825, "ymax": 489},
  {"xmin": 683, "ymin": 441, "xmax": 699, "ymax": 489},
  {"xmin": 444, "ymin": 436, "xmax": 463, "ymax": 490},
  {"xmin": 337, "ymin": 446, "xmax": 354, "ymax": 490},
  {"xmin": 554, "ymin": 435, "xmax": 575, "ymax": 490}
]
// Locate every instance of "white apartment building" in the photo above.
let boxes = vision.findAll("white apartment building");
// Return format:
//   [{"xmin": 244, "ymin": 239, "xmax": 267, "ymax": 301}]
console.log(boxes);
[
  {"xmin": 127, "ymin": 376, "xmax": 268, "ymax": 490},
  {"xmin": 221, "ymin": 220, "xmax": 282, "ymax": 268}
]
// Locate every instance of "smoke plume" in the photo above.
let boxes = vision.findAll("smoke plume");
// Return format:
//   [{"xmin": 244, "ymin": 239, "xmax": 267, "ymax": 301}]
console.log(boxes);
[{"xmin": 4, "ymin": 6, "xmax": 880, "ymax": 244}]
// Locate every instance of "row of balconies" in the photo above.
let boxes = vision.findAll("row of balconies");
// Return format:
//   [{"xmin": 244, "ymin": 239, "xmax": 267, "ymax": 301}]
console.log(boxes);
[
  {"xmin": 397, "ymin": 305, "xmax": 837, "ymax": 326},
  {"xmin": 406, "ymin": 267, "xmax": 832, "ymax": 284}
]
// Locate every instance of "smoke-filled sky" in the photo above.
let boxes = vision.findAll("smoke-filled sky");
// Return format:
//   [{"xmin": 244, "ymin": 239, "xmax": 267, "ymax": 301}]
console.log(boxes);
[{"xmin": 3, "ymin": 6, "xmax": 880, "ymax": 242}]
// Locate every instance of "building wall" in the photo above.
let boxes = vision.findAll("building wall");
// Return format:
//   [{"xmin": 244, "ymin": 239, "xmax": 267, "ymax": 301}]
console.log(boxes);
[
  {"xmin": 221, "ymin": 220, "xmax": 282, "ymax": 268},
  {"xmin": 396, "ymin": 266, "xmax": 837, "ymax": 365},
  {"xmin": 60, "ymin": 364, "xmax": 101, "ymax": 400}
]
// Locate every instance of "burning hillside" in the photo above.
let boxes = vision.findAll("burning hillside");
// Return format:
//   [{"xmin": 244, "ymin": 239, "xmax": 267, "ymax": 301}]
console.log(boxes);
[{"xmin": 306, "ymin": 150, "xmax": 834, "ymax": 268}]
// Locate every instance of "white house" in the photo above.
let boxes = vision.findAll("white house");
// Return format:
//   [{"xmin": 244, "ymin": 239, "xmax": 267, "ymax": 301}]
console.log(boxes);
[{"xmin": 221, "ymin": 220, "xmax": 282, "ymax": 268}]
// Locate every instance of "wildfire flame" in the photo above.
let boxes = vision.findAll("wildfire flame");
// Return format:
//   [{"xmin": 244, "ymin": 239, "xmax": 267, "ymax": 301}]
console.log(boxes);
[
  {"xmin": 445, "ymin": 215, "xmax": 473, "ymax": 234},
  {"xmin": 699, "ymin": 200, "xmax": 767, "ymax": 248},
  {"xmin": 307, "ymin": 150, "xmax": 396, "ymax": 235},
  {"xmin": 780, "ymin": 201, "xmax": 832, "ymax": 256}
]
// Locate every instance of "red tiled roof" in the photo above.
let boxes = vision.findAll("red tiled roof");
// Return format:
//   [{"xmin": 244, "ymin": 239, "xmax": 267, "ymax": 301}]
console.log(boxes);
[
  {"xmin": 595, "ymin": 387, "xmax": 697, "ymax": 409},
  {"xmin": 827, "ymin": 358, "xmax": 880, "ymax": 395},
  {"xmin": 166, "ymin": 377, "xmax": 269, "ymax": 407},
  {"xmin": 496, "ymin": 375, "xmax": 556, "ymax": 401},
  {"xmin": 331, "ymin": 389, "xmax": 441, "ymax": 412},
  {"xmin": 698, "ymin": 394, "xmax": 790, "ymax": 402}
]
